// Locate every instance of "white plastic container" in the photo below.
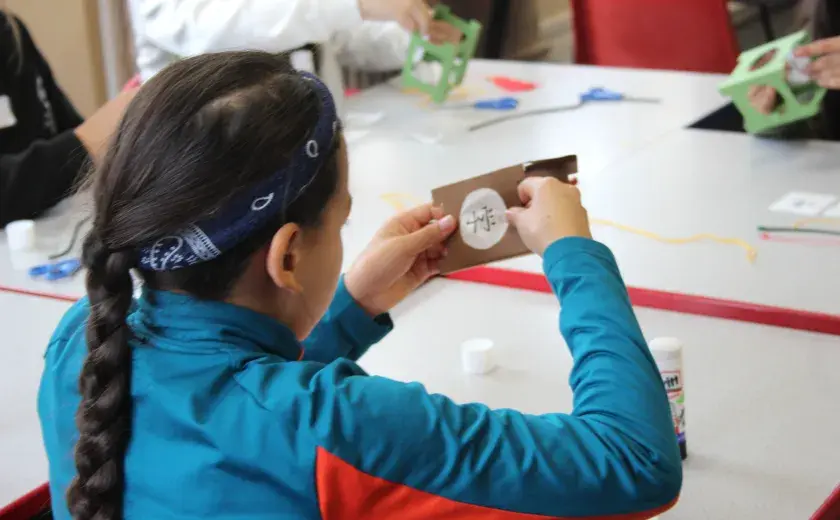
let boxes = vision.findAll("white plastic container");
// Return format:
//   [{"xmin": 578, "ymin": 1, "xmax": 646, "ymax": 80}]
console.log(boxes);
[
  {"xmin": 5, "ymin": 220, "xmax": 36, "ymax": 251},
  {"xmin": 461, "ymin": 338, "xmax": 495, "ymax": 375},
  {"xmin": 649, "ymin": 337, "xmax": 687, "ymax": 460}
]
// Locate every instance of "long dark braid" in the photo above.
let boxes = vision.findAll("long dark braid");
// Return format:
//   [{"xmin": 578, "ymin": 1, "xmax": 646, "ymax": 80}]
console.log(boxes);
[
  {"xmin": 65, "ymin": 51, "xmax": 339, "ymax": 519},
  {"xmin": 67, "ymin": 237, "xmax": 135, "ymax": 520}
]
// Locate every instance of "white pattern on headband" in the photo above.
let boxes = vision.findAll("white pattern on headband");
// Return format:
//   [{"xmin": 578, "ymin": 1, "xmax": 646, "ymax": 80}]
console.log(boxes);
[{"xmin": 251, "ymin": 193, "xmax": 275, "ymax": 211}]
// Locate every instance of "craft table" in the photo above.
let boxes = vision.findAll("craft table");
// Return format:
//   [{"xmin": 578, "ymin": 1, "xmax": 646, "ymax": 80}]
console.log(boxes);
[
  {"xmin": 0, "ymin": 61, "xmax": 732, "ymax": 302},
  {"xmin": 3, "ymin": 282, "xmax": 838, "ymax": 519}
]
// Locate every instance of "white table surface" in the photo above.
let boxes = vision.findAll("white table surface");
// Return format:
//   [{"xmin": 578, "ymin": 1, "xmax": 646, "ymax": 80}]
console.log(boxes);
[
  {"xmin": 1, "ymin": 61, "xmax": 838, "ymax": 516},
  {"xmin": 3, "ymin": 281, "xmax": 839, "ymax": 519},
  {"xmin": 1, "ymin": 61, "xmax": 733, "ymax": 301}
]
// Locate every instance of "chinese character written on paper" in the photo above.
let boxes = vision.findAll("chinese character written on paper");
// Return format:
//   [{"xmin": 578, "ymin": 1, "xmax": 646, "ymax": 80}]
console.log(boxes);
[{"xmin": 465, "ymin": 205, "xmax": 497, "ymax": 234}]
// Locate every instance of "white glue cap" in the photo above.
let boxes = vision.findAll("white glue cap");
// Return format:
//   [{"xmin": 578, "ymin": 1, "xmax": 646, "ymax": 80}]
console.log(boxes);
[
  {"xmin": 5, "ymin": 220, "xmax": 36, "ymax": 251},
  {"xmin": 649, "ymin": 337, "xmax": 683, "ymax": 353},
  {"xmin": 461, "ymin": 338, "xmax": 495, "ymax": 375},
  {"xmin": 649, "ymin": 337, "xmax": 684, "ymax": 372}
]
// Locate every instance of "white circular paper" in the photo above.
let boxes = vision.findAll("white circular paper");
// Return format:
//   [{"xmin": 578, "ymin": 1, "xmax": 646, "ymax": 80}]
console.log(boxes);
[{"xmin": 458, "ymin": 188, "xmax": 508, "ymax": 250}]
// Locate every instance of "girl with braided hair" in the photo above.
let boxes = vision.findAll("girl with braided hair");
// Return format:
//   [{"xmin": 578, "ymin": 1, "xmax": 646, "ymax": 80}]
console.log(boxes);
[{"xmin": 39, "ymin": 51, "xmax": 680, "ymax": 519}]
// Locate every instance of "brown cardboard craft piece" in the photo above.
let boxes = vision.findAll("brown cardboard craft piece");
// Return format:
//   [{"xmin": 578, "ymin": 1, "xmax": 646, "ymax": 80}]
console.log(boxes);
[{"xmin": 432, "ymin": 155, "xmax": 578, "ymax": 274}]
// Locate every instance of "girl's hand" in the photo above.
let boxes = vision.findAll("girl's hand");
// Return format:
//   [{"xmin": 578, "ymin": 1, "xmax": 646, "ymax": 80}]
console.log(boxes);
[
  {"xmin": 358, "ymin": 0, "xmax": 434, "ymax": 35},
  {"xmin": 345, "ymin": 204, "xmax": 456, "ymax": 316},
  {"xmin": 748, "ymin": 84, "xmax": 778, "ymax": 115},
  {"xmin": 795, "ymin": 36, "xmax": 840, "ymax": 89},
  {"xmin": 505, "ymin": 177, "xmax": 592, "ymax": 256}
]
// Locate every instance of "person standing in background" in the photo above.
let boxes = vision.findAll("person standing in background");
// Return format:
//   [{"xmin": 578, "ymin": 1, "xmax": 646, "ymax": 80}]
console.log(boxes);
[
  {"xmin": 0, "ymin": 10, "xmax": 137, "ymax": 226},
  {"xmin": 747, "ymin": 0, "xmax": 840, "ymax": 139},
  {"xmin": 126, "ymin": 0, "xmax": 461, "ymax": 113}
]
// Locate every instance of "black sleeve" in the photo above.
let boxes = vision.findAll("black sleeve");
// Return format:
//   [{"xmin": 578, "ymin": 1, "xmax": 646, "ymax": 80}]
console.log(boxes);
[
  {"xmin": 16, "ymin": 15, "xmax": 83, "ymax": 131},
  {"xmin": 0, "ymin": 131, "xmax": 88, "ymax": 226}
]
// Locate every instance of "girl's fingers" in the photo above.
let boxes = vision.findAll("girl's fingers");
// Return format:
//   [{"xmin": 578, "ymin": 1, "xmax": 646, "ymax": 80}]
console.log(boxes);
[
  {"xmin": 795, "ymin": 36, "xmax": 840, "ymax": 57},
  {"xmin": 815, "ymin": 73, "xmax": 840, "ymax": 90},
  {"xmin": 758, "ymin": 88, "xmax": 777, "ymax": 114},
  {"xmin": 411, "ymin": 4, "xmax": 432, "ymax": 35},
  {"xmin": 807, "ymin": 54, "xmax": 840, "ymax": 76},
  {"xmin": 428, "ymin": 22, "xmax": 461, "ymax": 44},
  {"xmin": 398, "ymin": 14, "xmax": 417, "ymax": 34}
]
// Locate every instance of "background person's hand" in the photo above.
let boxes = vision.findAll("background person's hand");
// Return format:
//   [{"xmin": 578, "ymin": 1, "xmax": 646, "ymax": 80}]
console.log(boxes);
[
  {"xmin": 795, "ymin": 36, "xmax": 840, "ymax": 89},
  {"xmin": 74, "ymin": 87, "xmax": 138, "ymax": 162},
  {"xmin": 428, "ymin": 20, "xmax": 462, "ymax": 45},
  {"xmin": 505, "ymin": 177, "xmax": 591, "ymax": 256},
  {"xmin": 358, "ymin": 0, "xmax": 434, "ymax": 35},
  {"xmin": 345, "ymin": 203, "xmax": 456, "ymax": 316},
  {"xmin": 747, "ymin": 84, "xmax": 778, "ymax": 115}
]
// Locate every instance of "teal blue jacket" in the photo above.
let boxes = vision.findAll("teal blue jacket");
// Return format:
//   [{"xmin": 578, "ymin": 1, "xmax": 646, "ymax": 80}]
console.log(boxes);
[{"xmin": 39, "ymin": 238, "xmax": 681, "ymax": 519}]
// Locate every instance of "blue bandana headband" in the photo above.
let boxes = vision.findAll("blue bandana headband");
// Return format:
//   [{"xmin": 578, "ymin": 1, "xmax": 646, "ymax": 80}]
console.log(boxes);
[{"xmin": 138, "ymin": 72, "xmax": 338, "ymax": 272}]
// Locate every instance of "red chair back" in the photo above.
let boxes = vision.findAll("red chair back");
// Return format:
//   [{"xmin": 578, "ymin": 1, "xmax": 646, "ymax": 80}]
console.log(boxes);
[{"xmin": 571, "ymin": 0, "xmax": 739, "ymax": 74}]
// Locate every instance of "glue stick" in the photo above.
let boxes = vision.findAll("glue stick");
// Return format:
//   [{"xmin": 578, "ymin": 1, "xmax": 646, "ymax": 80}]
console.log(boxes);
[{"xmin": 649, "ymin": 338, "xmax": 687, "ymax": 460}]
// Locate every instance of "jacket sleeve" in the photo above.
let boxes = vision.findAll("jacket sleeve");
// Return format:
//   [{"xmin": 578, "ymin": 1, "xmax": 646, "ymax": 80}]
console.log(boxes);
[
  {"xmin": 302, "ymin": 277, "xmax": 393, "ymax": 364},
  {"xmin": 0, "ymin": 131, "xmax": 88, "ymax": 226},
  {"xmin": 135, "ymin": 0, "xmax": 365, "ymax": 57},
  {"xmin": 17, "ymin": 15, "xmax": 83, "ymax": 130},
  {"xmin": 331, "ymin": 22, "xmax": 410, "ymax": 72},
  {"xmin": 310, "ymin": 238, "xmax": 682, "ymax": 519}
]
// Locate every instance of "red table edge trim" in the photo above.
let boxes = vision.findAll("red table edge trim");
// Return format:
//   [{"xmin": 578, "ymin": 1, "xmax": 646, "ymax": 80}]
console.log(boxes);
[
  {"xmin": 811, "ymin": 484, "xmax": 840, "ymax": 520},
  {"xmin": 3, "ymin": 267, "xmax": 840, "ymax": 336},
  {"xmin": 0, "ymin": 483, "xmax": 50, "ymax": 519},
  {"xmin": 0, "ymin": 285, "xmax": 77, "ymax": 303},
  {"xmin": 446, "ymin": 267, "xmax": 840, "ymax": 337}
]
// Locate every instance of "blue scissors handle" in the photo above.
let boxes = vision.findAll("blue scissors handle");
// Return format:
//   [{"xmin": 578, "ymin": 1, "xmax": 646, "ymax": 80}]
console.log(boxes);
[
  {"xmin": 580, "ymin": 87, "xmax": 659, "ymax": 103},
  {"xmin": 580, "ymin": 87, "xmax": 624, "ymax": 102},
  {"xmin": 473, "ymin": 97, "xmax": 519, "ymax": 110},
  {"xmin": 29, "ymin": 258, "xmax": 82, "ymax": 281}
]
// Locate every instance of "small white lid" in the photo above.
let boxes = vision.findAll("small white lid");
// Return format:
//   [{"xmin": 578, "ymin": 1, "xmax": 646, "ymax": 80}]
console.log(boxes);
[
  {"xmin": 648, "ymin": 337, "xmax": 683, "ymax": 352},
  {"xmin": 461, "ymin": 338, "xmax": 495, "ymax": 375},
  {"xmin": 5, "ymin": 220, "xmax": 36, "ymax": 251}
]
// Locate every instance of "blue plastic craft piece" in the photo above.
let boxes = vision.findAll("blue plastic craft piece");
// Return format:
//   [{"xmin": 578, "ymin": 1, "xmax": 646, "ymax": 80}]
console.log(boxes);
[
  {"xmin": 29, "ymin": 258, "xmax": 81, "ymax": 281},
  {"xmin": 473, "ymin": 97, "xmax": 519, "ymax": 110},
  {"xmin": 580, "ymin": 87, "xmax": 625, "ymax": 102}
]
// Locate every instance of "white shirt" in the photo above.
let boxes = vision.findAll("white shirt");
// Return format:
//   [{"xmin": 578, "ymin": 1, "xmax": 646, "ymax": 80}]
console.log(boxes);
[{"xmin": 127, "ymin": 0, "xmax": 411, "ymax": 114}]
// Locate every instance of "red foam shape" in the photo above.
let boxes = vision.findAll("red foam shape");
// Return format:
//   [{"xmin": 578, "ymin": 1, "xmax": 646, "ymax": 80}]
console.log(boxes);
[
  {"xmin": 446, "ymin": 267, "xmax": 840, "ymax": 337},
  {"xmin": 488, "ymin": 76, "xmax": 537, "ymax": 92},
  {"xmin": 0, "ymin": 483, "xmax": 50, "ymax": 520}
]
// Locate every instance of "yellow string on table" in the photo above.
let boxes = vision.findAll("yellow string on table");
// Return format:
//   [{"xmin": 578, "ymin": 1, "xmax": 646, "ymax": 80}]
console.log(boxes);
[
  {"xmin": 379, "ymin": 193, "xmax": 758, "ymax": 263},
  {"xmin": 591, "ymin": 219, "xmax": 757, "ymax": 263}
]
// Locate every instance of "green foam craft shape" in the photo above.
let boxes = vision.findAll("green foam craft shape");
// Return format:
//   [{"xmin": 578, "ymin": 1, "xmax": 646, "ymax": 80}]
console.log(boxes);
[
  {"xmin": 401, "ymin": 4, "xmax": 482, "ymax": 104},
  {"xmin": 719, "ymin": 30, "xmax": 826, "ymax": 134}
]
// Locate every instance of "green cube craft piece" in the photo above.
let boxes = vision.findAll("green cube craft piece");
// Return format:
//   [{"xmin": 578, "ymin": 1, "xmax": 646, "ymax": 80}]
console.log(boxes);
[
  {"xmin": 719, "ymin": 30, "xmax": 826, "ymax": 134},
  {"xmin": 401, "ymin": 4, "xmax": 482, "ymax": 104}
]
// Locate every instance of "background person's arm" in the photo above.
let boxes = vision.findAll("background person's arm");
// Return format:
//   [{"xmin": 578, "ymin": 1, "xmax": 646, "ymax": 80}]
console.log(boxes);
[
  {"xmin": 135, "ymin": 0, "xmax": 365, "ymax": 58},
  {"xmin": 0, "ymin": 88, "xmax": 136, "ymax": 226},
  {"xmin": 14, "ymin": 14, "xmax": 83, "ymax": 130},
  {"xmin": 0, "ymin": 132, "xmax": 87, "ymax": 226},
  {"xmin": 331, "ymin": 22, "xmax": 410, "ymax": 72}
]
